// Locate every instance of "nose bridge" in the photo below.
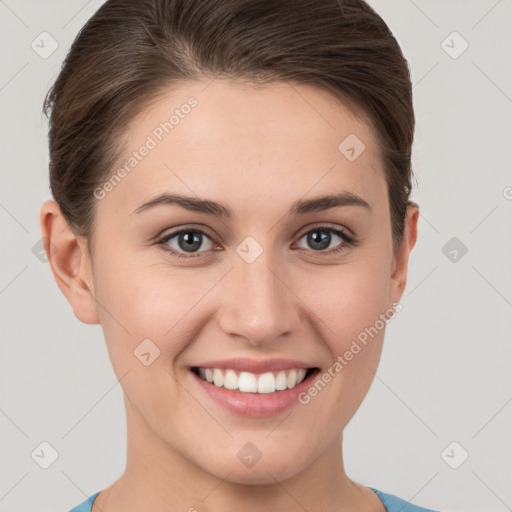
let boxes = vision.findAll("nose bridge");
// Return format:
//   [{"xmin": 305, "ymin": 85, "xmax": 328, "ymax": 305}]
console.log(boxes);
[{"xmin": 218, "ymin": 244, "xmax": 298, "ymax": 345}]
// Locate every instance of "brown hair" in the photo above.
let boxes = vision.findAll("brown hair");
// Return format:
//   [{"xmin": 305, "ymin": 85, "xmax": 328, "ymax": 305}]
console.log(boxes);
[{"xmin": 44, "ymin": 0, "xmax": 416, "ymax": 252}]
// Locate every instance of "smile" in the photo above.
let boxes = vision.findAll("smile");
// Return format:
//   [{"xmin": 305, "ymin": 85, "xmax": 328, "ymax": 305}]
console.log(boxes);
[
  {"xmin": 192, "ymin": 367, "xmax": 315, "ymax": 393},
  {"xmin": 189, "ymin": 360, "xmax": 321, "ymax": 417}
]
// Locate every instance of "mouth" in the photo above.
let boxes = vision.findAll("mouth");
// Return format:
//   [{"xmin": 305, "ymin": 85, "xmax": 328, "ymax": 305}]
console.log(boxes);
[
  {"xmin": 189, "ymin": 362, "xmax": 321, "ymax": 417},
  {"xmin": 191, "ymin": 366, "xmax": 318, "ymax": 394}
]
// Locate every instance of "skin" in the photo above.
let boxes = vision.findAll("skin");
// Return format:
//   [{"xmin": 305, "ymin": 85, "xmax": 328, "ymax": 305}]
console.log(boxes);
[{"xmin": 40, "ymin": 79, "xmax": 418, "ymax": 512}]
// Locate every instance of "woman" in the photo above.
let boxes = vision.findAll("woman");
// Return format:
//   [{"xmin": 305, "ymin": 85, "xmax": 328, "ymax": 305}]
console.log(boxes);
[{"xmin": 39, "ymin": 0, "xmax": 440, "ymax": 510}]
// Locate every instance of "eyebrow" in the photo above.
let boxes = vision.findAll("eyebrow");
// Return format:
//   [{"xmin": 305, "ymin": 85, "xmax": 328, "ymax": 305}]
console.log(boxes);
[{"xmin": 130, "ymin": 191, "xmax": 371, "ymax": 218}]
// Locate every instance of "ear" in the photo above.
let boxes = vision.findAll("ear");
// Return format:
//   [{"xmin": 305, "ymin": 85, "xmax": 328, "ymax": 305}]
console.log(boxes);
[
  {"xmin": 39, "ymin": 200, "xmax": 100, "ymax": 324},
  {"xmin": 389, "ymin": 203, "xmax": 419, "ymax": 305}
]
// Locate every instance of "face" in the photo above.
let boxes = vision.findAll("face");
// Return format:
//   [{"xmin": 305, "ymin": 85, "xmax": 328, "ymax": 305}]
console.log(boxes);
[{"xmin": 49, "ymin": 79, "xmax": 416, "ymax": 485}]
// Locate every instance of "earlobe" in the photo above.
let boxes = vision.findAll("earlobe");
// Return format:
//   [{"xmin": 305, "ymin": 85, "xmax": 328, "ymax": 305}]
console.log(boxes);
[
  {"xmin": 390, "ymin": 204, "xmax": 419, "ymax": 305},
  {"xmin": 39, "ymin": 200, "xmax": 100, "ymax": 325}
]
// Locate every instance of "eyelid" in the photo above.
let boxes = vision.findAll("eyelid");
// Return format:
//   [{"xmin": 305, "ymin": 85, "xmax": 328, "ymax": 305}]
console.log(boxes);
[
  {"xmin": 155, "ymin": 226, "xmax": 219, "ymax": 256},
  {"xmin": 155, "ymin": 224, "xmax": 220, "ymax": 247},
  {"xmin": 157, "ymin": 222, "xmax": 353, "ymax": 242},
  {"xmin": 156, "ymin": 223, "xmax": 357, "ymax": 258},
  {"xmin": 295, "ymin": 222, "xmax": 354, "ymax": 239}
]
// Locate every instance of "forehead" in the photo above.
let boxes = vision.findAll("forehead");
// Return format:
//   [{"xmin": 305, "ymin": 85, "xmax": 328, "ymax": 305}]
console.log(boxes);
[{"xmin": 100, "ymin": 79, "xmax": 386, "ymax": 220}]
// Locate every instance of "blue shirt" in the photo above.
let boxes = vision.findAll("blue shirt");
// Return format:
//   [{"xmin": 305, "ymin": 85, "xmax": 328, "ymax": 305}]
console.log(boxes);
[{"xmin": 69, "ymin": 488, "xmax": 440, "ymax": 511}]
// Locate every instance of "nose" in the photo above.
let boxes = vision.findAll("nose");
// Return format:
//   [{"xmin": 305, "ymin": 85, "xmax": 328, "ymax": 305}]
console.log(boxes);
[{"xmin": 217, "ymin": 250, "xmax": 301, "ymax": 347}]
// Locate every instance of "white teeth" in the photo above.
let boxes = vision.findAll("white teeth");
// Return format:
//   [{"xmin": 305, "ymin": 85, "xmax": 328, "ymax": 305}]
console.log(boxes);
[
  {"xmin": 196, "ymin": 367, "xmax": 312, "ymax": 393},
  {"xmin": 286, "ymin": 369, "xmax": 297, "ymax": 389},
  {"xmin": 257, "ymin": 372, "xmax": 275, "ymax": 393},
  {"xmin": 275, "ymin": 371, "xmax": 287, "ymax": 391},
  {"xmin": 224, "ymin": 369, "xmax": 238, "ymax": 390},
  {"xmin": 238, "ymin": 371, "xmax": 257, "ymax": 392},
  {"xmin": 213, "ymin": 368, "xmax": 224, "ymax": 387}
]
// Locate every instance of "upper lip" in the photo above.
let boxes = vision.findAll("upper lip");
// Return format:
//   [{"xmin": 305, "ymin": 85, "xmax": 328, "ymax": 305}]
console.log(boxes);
[{"xmin": 191, "ymin": 358, "xmax": 318, "ymax": 374}]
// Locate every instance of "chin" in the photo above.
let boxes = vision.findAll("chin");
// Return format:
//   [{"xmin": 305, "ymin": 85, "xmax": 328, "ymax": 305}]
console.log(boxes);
[
  {"xmin": 220, "ymin": 463, "xmax": 299, "ymax": 486},
  {"xmin": 196, "ymin": 451, "xmax": 305, "ymax": 486}
]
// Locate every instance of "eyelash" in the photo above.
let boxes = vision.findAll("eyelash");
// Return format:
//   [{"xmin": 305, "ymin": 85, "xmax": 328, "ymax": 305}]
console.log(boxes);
[{"xmin": 156, "ymin": 225, "xmax": 358, "ymax": 260}]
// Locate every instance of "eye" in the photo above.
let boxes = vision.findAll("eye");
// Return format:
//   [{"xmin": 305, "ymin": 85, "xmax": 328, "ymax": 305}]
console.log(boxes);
[
  {"xmin": 157, "ymin": 228, "xmax": 216, "ymax": 258},
  {"xmin": 156, "ymin": 224, "xmax": 357, "ymax": 260},
  {"xmin": 294, "ymin": 225, "xmax": 356, "ymax": 254}
]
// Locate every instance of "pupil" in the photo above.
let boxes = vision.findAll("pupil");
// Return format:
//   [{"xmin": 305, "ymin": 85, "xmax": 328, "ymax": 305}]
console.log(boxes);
[
  {"xmin": 309, "ymin": 230, "xmax": 330, "ymax": 250},
  {"xmin": 179, "ymin": 231, "xmax": 202, "ymax": 252}
]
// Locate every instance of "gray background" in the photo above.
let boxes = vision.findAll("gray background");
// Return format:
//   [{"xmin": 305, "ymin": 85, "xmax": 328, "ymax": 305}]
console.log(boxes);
[{"xmin": 1, "ymin": 1, "xmax": 511, "ymax": 511}]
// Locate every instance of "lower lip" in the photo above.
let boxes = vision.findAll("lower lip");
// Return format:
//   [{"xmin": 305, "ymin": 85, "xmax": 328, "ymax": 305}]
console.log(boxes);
[{"xmin": 190, "ymin": 369, "xmax": 318, "ymax": 417}]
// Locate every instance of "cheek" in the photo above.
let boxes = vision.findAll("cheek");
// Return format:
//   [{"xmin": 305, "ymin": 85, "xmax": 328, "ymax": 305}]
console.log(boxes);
[
  {"xmin": 293, "ymin": 256, "xmax": 392, "ymax": 419},
  {"xmin": 95, "ymin": 260, "xmax": 211, "ymax": 360},
  {"xmin": 92, "ymin": 260, "xmax": 208, "ymax": 426},
  {"xmin": 302, "ymin": 255, "xmax": 391, "ymax": 349}
]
